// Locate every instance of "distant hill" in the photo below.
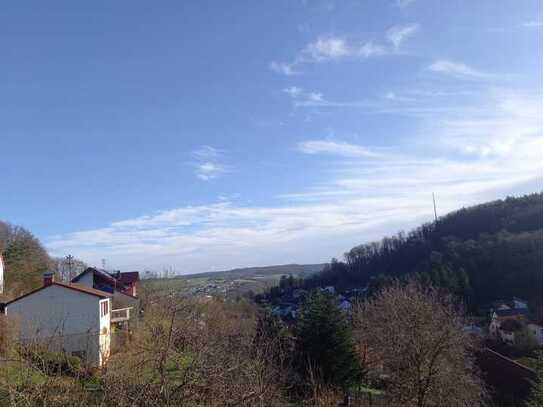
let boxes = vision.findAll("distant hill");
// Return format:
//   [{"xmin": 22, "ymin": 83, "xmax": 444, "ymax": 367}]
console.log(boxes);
[
  {"xmin": 179, "ymin": 263, "xmax": 326, "ymax": 280},
  {"xmin": 303, "ymin": 192, "xmax": 543, "ymax": 311}
]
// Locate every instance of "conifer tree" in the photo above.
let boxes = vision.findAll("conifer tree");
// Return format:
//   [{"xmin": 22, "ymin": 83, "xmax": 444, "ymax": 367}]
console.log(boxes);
[
  {"xmin": 527, "ymin": 351, "xmax": 543, "ymax": 407},
  {"xmin": 295, "ymin": 290, "xmax": 361, "ymax": 390}
]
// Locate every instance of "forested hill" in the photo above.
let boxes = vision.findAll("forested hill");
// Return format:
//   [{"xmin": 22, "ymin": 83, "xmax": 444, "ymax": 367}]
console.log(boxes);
[
  {"xmin": 304, "ymin": 192, "xmax": 543, "ymax": 311},
  {"xmin": 0, "ymin": 221, "xmax": 86, "ymax": 299}
]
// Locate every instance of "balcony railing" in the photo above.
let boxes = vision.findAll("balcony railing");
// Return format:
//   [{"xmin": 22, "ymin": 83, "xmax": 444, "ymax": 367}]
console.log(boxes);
[{"xmin": 111, "ymin": 307, "xmax": 132, "ymax": 323}]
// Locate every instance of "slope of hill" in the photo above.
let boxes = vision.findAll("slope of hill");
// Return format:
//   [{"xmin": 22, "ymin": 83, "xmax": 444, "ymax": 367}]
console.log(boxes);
[
  {"xmin": 143, "ymin": 263, "xmax": 325, "ymax": 297},
  {"xmin": 0, "ymin": 221, "xmax": 50, "ymax": 297},
  {"xmin": 304, "ymin": 192, "xmax": 543, "ymax": 311},
  {"xmin": 180, "ymin": 263, "xmax": 325, "ymax": 280}
]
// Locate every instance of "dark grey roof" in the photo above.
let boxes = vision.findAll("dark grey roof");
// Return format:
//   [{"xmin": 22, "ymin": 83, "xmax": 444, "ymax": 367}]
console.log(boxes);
[{"xmin": 494, "ymin": 308, "xmax": 529, "ymax": 318}]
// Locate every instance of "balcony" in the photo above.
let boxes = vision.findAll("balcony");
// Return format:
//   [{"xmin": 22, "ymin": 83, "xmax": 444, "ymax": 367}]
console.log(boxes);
[{"xmin": 111, "ymin": 307, "xmax": 132, "ymax": 323}]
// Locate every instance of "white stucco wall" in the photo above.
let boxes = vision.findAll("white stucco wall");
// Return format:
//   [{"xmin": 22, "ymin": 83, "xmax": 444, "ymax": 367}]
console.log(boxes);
[
  {"xmin": 528, "ymin": 323, "xmax": 543, "ymax": 344},
  {"xmin": 6, "ymin": 284, "xmax": 110, "ymax": 366}
]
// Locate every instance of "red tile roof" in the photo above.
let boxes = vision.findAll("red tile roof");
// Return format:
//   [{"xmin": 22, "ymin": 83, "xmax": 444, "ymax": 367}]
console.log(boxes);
[
  {"xmin": 54, "ymin": 282, "xmax": 111, "ymax": 298},
  {"xmin": 6, "ymin": 281, "xmax": 111, "ymax": 305},
  {"xmin": 119, "ymin": 272, "xmax": 139, "ymax": 284}
]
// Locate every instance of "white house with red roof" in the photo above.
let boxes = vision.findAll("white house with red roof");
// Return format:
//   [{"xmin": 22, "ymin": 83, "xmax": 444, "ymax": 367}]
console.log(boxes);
[{"xmin": 4, "ymin": 272, "xmax": 112, "ymax": 367}]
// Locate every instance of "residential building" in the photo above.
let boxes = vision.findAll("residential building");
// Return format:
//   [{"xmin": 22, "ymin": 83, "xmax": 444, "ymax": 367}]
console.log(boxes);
[
  {"xmin": 4, "ymin": 273, "xmax": 111, "ymax": 367},
  {"xmin": 489, "ymin": 308, "xmax": 529, "ymax": 341},
  {"xmin": 528, "ymin": 322, "xmax": 543, "ymax": 345},
  {"xmin": 71, "ymin": 268, "xmax": 140, "ymax": 319}
]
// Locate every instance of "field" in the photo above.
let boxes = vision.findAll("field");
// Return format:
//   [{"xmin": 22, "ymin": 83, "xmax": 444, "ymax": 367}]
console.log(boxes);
[{"xmin": 142, "ymin": 263, "xmax": 325, "ymax": 298}]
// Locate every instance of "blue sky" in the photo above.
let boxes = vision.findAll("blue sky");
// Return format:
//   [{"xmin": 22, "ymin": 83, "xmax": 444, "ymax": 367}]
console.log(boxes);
[{"xmin": 2, "ymin": 0, "xmax": 543, "ymax": 273}]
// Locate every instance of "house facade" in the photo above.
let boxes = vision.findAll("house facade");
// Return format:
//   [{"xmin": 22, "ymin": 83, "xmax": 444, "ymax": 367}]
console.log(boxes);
[
  {"xmin": 72, "ymin": 268, "xmax": 140, "ymax": 311},
  {"xmin": 5, "ymin": 273, "xmax": 112, "ymax": 367}
]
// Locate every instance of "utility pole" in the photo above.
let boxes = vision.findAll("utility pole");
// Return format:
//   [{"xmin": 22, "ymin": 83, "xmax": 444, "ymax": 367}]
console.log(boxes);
[
  {"xmin": 66, "ymin": 254, "xmax": 74, "ymax": 281},
  {"xmin": 432, "ymin": 192, "xmax": 438, "ymax": 223},
  {"xmin": 101, "ymin": 258, "xmax": 106, "ymax": 270}
]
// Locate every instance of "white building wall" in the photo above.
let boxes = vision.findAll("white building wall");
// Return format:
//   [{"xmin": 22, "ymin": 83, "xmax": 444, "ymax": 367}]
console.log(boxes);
[
  {"xmin": 99, "ymin": 298, "xmax": 111, "ymax": 365},
  {"xmin": 528, "ymin": 323, "xmax": 543, "ymax": 345},
  {"xmin": 6, "ymin": 285, "xmax": 110, "ymax": 366}
]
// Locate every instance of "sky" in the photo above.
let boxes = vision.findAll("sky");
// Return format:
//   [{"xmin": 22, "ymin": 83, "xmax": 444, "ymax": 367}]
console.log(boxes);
[{"xmin": 1, "ymin": 0, "xmax": 543, "ymax": 273}]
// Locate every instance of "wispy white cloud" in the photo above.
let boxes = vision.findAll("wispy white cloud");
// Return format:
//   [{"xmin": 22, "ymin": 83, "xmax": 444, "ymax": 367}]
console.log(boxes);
[
  {"xmin": 192, "ymin": 146, "xmax": 228, "ymax": 181},
  {"xmin": 428, "ymin": 59, "xmax": 493, "ymax": 79},
  {"xmin": 283, "ymin": 86, "xmax": 326, "ymax": 106},
  {"xmin": 270, "ymin": 61, "xmax": 299, "ymax": 76},
  {"xmin": 298, "ymin": 140, "xmax": 381, "ymax": 158},
  {"xmin": 386, "ymin": 24, "xmax": 419, "ymax": 50},
  {"xmin": 46, "ymin": 89, "xmax": 543, "ymax": 273},
  {"xmin": 522, "ymin": 21, "xmax": 543, "ymax": 29},
  {"xmin": 271, "ymin": 28, "xmax": 417, "ymax": 75},
  {"xmin": 396, "ymin": 0, "xmax": 415, "ymax": 8}
]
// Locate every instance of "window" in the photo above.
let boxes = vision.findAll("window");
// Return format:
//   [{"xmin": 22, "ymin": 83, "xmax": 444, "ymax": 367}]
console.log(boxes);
[{"xmin": 101, "ymin": 300, "xmax": 109, "ymax": 317}]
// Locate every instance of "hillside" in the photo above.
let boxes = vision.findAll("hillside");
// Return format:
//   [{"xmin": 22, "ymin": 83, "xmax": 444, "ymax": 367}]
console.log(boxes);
[
  {"xmin": 0, "ymin": 221, "xmax": 50, "ymax": 297},
  {"xmin": 303, "ymin": 192, "xmax": 543, "ymax": 311},
  {"xmin": 0, "ymin": 221, "xmax": 87, "ymax": 299},
  {"xmin": 180, "ymin": 263, "xmax": 325, "ymax": 280},
  {"xmin": 144, "ymin": 263, "xmax": 325, "ymax": 297}
]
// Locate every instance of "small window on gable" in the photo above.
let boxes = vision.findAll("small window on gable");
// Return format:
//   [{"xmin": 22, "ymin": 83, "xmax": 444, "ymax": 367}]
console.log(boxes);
[{"xmin": 101, "ymin": 300, "xmax": 109, "ymax": 317}]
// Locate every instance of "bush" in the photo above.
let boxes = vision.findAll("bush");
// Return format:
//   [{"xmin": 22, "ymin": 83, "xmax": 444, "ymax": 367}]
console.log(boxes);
[{"xmin": 20, "ymin": 346, "xmax": 83, "ymax": 377}]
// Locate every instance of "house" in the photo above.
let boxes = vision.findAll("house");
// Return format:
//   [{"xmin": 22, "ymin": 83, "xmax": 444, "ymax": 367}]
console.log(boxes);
[
  {"xmin": 339, "ymin": 299, "xmax": 352, "ymax": 311},
  {"xmin": 71, "ymin": 268, "xmax": 140, "ymax": 321},
  {"xmin": 488, "ymin": 301, "xmax": 530, "ymax": 344},
  {"xmin": 4, "ymin": 273, "xmax": 112, "ymax": 367},
  {"xmin": 528, "ymin": 322, "xmax": 543, "ymax": 345},
  {"xmin": 72, "ymin": 267, "xmax": 139, "ymax": 297}
]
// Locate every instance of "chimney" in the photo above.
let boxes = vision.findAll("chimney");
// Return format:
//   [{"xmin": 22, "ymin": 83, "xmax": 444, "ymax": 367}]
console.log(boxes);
[{"xmin": 43, "ymin": 272, "xmax": 54, "ymax": 287}]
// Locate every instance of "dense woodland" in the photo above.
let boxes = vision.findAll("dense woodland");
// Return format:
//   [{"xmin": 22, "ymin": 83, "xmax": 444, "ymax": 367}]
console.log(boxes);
[
  {"xmin": 303, "ymin": 192, "xmax": 543, "ymax": 311},
  {"xmin": 0, "ymin": 221, "xmax": 86, "ymax": 298}
]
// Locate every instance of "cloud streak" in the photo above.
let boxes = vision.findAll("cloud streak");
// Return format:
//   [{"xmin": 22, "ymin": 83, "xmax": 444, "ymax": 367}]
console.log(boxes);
[
  {"xmin": 192, "ymin": 146, "xmax": 228, "ymax": 181},
  {"xmin": 47, "ymin": 89, "xmax": 543, "ymax": 273},
  {"xmin": 428, "ymin": 60, "xmax": 493, "ymax": 80},
  {"xmin": 386, "ymin": 24, "xmax": 419, "ymax": 50},
  {"xmin": 271, "ymin": 26, "xmax": 418, "ymax": 75},
  {"xmin": 298, "ymin": 140, "xmax": 381, "ymax": 158}
]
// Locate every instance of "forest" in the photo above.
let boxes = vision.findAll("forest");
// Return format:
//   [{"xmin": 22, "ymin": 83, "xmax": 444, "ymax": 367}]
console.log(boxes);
[
  {"xmin": 0, "ymin": 221, "xmax": 86, "ymax": 299},
  {"xmin": 302, "ymin": 192, "xmax": 543, "ymax": 311}
]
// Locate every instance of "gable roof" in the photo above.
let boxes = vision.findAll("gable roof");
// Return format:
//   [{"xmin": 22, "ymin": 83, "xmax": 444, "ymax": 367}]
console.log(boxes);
[
  {"xmin": 6, "ymin": 281, "xmax": 111, "ymax": 306},
  {"xmin": 72, "ymin": 267, "xmax": 117, "ymax": 284},
  {"xmin": 494, "ymin": 308, "xmax": 529, "ymax": 318},
  {"xmin": 118, "ymin": 272, "xmax": 139, "ymax": 284}
]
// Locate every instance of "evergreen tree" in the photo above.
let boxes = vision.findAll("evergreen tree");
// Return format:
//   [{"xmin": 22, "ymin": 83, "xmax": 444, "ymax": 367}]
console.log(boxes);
[
  {"xmin": 295, "ymin": 290, "xmax": 361, "ymax": 390},
  {"xmin": 527, "ymin": 351, "xmax": 543, "ymax": 407}
]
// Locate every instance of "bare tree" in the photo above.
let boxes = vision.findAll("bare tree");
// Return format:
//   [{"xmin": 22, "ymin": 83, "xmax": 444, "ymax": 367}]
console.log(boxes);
[
  {"xmin": 101, "ymin": 295, "xmax": 287, "ymax": 406},
  {"xmin": 352, "ymin": 281, "xmax": 486, "ymax": 407}
]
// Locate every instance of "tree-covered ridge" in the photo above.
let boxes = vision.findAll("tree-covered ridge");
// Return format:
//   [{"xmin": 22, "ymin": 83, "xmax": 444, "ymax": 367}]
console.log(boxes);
[
  {"xmin": 0, "ymin": 221, "xmax": 86, "ymax": 298},
  {"xmin": 0, "ymin": 221, "xmax": 50, "ymax": 297},
  {"xmin": 305, "ymin": 192, "xmax": 543, "ymax": 311}
]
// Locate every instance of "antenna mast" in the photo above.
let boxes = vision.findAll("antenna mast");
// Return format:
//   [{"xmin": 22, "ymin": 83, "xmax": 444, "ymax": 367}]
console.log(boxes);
[{"xmin": 432, "ymin": 192, "xmax": 438, "ymax": 222}]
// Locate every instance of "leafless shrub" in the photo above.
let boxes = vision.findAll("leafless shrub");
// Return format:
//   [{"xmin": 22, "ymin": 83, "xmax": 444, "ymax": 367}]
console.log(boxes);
[
  {"xmin": 352, "ymin": 281, "xmax": 486, "ymax": 407},
  {"xmin": 101, "ymin": 296, "xmax": 287, "ymax": 406}
]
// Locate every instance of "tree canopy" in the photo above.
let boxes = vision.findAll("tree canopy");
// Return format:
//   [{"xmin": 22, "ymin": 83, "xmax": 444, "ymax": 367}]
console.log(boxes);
[{"xmin": 304, "ymin": 192, "xmax": 543, "ymax": 311}]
